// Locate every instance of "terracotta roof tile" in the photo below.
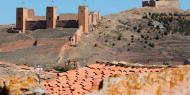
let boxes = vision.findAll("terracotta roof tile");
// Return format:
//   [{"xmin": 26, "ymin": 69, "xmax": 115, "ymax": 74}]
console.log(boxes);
[{"xmin": 44, "ymin": 63, "xmax": 163, "ymax": 95}]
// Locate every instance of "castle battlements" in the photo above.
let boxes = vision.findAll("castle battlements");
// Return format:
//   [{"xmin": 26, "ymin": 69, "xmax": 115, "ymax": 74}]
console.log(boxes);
[
  {"xmin": 142, "ymin": 0, "xmax": 180, "ymax": 9},
  {"xmin": 16, "ymin": 6, "xmax": 101, "ymax": 33}
]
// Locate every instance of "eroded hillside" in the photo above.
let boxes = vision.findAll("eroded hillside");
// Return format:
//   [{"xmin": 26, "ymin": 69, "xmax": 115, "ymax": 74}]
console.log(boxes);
[
  {"xmin": 61, "ymin": 7, "xmax": 190, "ymax": 67},
  {"xmin": 0, "ymin": 26, "xmax": 77, "ymax": 69}
]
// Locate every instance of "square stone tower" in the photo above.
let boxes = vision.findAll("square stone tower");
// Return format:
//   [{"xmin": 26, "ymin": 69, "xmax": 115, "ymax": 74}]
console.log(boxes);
[
  {"xmin": 27, "ymin": 9, "xmax": 35, "ymax": 19},
  {"xmin": 16, "ymin": 8, "xmax": 28, "ymax": 33},
  {"xmin": 97, "ymin": 12, "xmax": 101, "ymax": 20},
  {"xmin": 91, "ymin": 11, "xmax": 99, "ymax": 25},
  {"xmin": 78, "ymin": 6, "xmax": 89, "ymax": 33},
  {"xmin": 46, "ymin": 6, "xmax": 57, "ymax": 29},
  {"xmin": 88, "ymin": 14, "xmax": 92, "ymax": 25}
]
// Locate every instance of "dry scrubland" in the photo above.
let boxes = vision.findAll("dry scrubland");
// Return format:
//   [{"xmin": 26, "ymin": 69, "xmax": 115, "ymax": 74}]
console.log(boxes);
[
  {"xmin": 0, "ymin": 8, "xmax": 190, "ymax": 69},
  {"xmin": 62, "ymin": 7, "xmax": 190, "ymax": 67}
]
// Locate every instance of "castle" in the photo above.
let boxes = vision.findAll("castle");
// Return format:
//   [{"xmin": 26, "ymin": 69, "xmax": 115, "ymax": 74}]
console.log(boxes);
[
  {"xmin": 16, "ymin": 6, "xmax": 101, "ymax": 33},
  {"xmin": 142, "ymin": 0, "xmax": 180, "ymax": 9}
]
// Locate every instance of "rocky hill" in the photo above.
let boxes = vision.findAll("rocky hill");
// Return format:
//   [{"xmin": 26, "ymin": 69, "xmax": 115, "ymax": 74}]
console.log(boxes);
[
  {"xmin": 0, "ymin": 8, "xmax": 189, "ymax": 70},
  {"xmin": 61, "ymin": 7, "xmax": 190, "ymax": 67}
]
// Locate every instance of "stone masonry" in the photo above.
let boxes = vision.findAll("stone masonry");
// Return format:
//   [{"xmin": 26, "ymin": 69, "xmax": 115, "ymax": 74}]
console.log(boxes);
[
  {"xmin": 16, "ymin": 6, "xmax": 101, "ymax": 33},
  {"xmin": 142, "ymin": 0, "xmax": 180, "ymax": 9}
]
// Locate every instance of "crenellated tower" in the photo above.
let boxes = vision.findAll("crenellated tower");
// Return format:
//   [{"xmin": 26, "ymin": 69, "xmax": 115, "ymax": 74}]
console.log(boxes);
[
  {"xmin": 78, "ymin": 6, "xmax": 89, "ymax": 33},
  {"xmin": 46, "ymin": 6, "xmax": 57, "ymax": 29}
]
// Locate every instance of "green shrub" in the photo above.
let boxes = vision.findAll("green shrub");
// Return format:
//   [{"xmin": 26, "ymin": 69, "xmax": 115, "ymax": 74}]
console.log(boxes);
[
  {"xmin": 117, "ymin": 33, "xmax": 122, "ymax": 40},
  {"xmin": 112, "ymin": 43, "xmax": 115, "ymax": 46},
  {"xmin": 156, "ymin": 25, "xmax": 160, "ymax": 29},
  {"xmin": 144, "ymin": 41, "xmax": 148, "ymax": 44},
  {"xmin": 105, "ymin": 26, "xmax": 109, "ymax": 28},
  {"xmin": 141, "ymin": 35, "xmax": 144, "ymax": 38},
  {"xmin": 133, "ymin": 26, "xmax": 137, "ymax": 30},
  {"xmin": 55, "ymin": 66, "xmax": 69, "ymax": 72},
  {"xmin": 137, "ymin": 29, "xmax": 141, "ymax": 33},
  {"xmin": 142, "ymin": 15, "xmax": 148, "ymax": 19},
  {"xmin": 163, "ymin": 61, "xmax": 170, "ymax": 65},
  {"xmin": 149, "ymin": 43, "xmax": 155, "ymax": 48},
  {"xmin": 164, "ymin": 32, "xmax": 168, "ymax": 36},
  {"xmin": 128, "ymin": 43, "xmax": 131, "ymax": 46},
  {"xmin": 155, "ymin": 35, "xmax": 159, "ymax": 40}
]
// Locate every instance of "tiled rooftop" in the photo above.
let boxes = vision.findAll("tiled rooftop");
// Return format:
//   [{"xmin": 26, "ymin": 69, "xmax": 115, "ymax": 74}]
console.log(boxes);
[{"xmin": 43, "ymin": 62, "xmax": 164, "ymax": 95}]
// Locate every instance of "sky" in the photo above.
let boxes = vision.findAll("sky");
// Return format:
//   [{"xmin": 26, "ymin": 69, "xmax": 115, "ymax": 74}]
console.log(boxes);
[{"xmin": 0, "ymin": 0, "xmax": 189, "ymax": 25}]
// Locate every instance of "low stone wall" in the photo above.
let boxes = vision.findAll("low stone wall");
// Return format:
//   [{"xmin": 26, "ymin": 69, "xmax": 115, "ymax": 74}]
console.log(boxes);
[
  {"xmin": 56, "ymin": 20, "xmax": 78, "ymax": 28},
  {"xmin": 70, "ymin": 25, "xmax": 83, "ymax": 46},
  {"xmin": 26, "ymin": 20, "xmax": 46, "ymax": 30}
]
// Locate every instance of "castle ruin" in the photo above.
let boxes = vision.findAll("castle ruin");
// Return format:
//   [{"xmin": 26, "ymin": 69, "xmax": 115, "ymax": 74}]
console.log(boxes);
[
  {"xmin": 16, "ymin": 6, "xmax": 101, "ymax": 33},
  {"xmin": 142, "ymin": 0, "xmax": 180, "ymax": 9}
]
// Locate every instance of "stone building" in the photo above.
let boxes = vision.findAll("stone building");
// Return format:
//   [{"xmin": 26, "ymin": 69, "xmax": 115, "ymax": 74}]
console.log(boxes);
[
  {"xmin": 16, "ymin": 6, "xmax": 101, "ymax": 33},
  {"xmin": 142, "ymin": 0, "xmax": 180, "ymax": 9}
]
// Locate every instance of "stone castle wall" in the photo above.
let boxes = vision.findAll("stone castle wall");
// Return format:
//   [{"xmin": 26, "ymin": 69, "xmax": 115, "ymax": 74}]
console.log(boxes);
[
  {"xmin": 16, "ymin": 6, "xmax": 101, "ymax": 33},
  {"xmin": 56, "ymin": 20, "xmax": 78, "ymax": 28},
  {"xmin": 142, "ymin": 0, "xmax": 156, "ymax": 7},
  {"xmin": 156, "ymin": 0, "xmax": 180, "ymax": 9},
  {"xmin": 142, "ymin": 0, "xmax": 180, "ymax": 9},
  {"xmin": 26, "ymin": 20, "xmax": 46, "ymax": 30},
  {"xmin": 27, "ymin": 9, "xmax": 35, "ymax": 19}
]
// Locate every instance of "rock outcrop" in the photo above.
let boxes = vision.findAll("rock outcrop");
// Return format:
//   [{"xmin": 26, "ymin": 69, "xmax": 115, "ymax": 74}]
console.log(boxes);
[
  {"xmin": 0, "ymin": 74, "xmax": 46, "ymax": 95},
  {"xmin": 0, "ymin": 61, "xmax": 46, "ymax": 95},
  {"xmin": 89, "ymin": 65, "xmax": 190, "ymax": 95}
]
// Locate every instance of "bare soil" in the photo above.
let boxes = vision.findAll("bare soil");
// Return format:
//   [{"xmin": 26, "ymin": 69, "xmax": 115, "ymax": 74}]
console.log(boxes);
[{"xmin": 0, "ymin": 26, "xmax": 77, "ymax": 69}]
